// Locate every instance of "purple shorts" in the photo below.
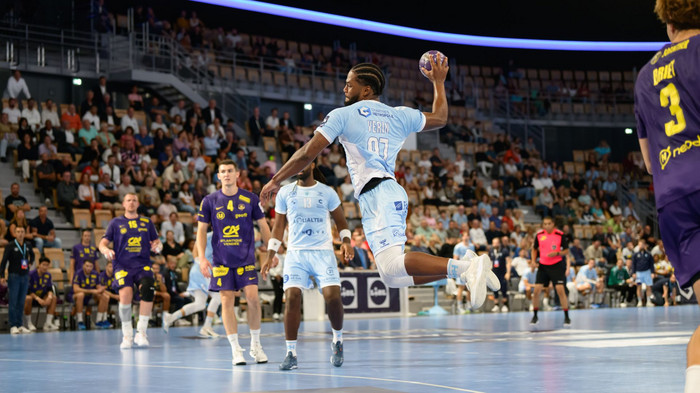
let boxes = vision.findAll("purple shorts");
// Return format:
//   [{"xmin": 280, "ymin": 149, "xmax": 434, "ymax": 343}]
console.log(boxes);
[
  {"xmin": 66, "ymin": 290, "xmax": 93, "ymax": 306},
  {"xmin": 658, "ymin": 190, "xmax": 700, "ymax": 289},
  {"xmin": 113, "ymin": 264, "xmax": 154, "ymax": 291},
  {"xmin": 208, "ymin": 263, "xmax": 258, "ymax": 292}
]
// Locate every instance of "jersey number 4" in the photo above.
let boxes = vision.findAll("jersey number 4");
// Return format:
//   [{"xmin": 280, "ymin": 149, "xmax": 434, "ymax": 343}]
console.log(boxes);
[
  {"xmin": 367, "ymin": 137, "xmax": 389, "ymax": 160},
  {"xmin": 660, "ymin": 83, "xmax": 686, "ymax": 137}
]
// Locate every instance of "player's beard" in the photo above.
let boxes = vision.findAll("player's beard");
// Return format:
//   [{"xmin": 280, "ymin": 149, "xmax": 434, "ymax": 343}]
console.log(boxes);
[{"xmin": 344, "ymin": 93, "xmax": 360, "ymax": 106}]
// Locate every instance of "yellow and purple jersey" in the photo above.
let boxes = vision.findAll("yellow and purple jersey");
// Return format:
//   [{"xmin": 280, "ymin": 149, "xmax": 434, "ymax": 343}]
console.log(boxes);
[
  {"xmin": 103, "ymin": 215, "xmax": 158, "ymax": 268},
  {"xmin": 28, "ymin": 269, "xmax": 52, "ymax": 297}
]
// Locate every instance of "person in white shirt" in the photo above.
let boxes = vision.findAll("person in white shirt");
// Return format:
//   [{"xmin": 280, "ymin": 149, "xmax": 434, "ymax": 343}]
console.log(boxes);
[
  {"xmin": 41, "ymin": 99, "xmax": 60, "ymax": 126},
  {"xmin": 120, "ymin": 106, "xmax": 139, "ymax": 131},
  {"xmin": 100, "ymin": 155, "xmax": 121, "ymax": 185},
  {"xmin": 5, "ymin": 70, "xmax": 31, "ymax": 99},
  {"xmin": 469, "ymin": 219, "xmax": 488, "ymax": 251},
  {"xmin": 21, "ymin": 98, "xmax": 41, "ymax": 130},
  {"xmin": 160, "ymin": 211, "xmax": 185, "ymax": 245},
  {"xmin": 264, "ymin": 107, "xmax": 280, "ymax": 136},
  {"xmin": 82, "ymin": 105, "xmax": 101, "ymax": 129},
  {"xmin": 2, "ymin": 98, "xmax": 21, "ymax": 124},
  {"xmin": 169, "ymin": 99, "xmax": 187, "ymax": 120},
  {"xmin": 207, "ymin": 117, "xmax": 226, "ymax": 140}
]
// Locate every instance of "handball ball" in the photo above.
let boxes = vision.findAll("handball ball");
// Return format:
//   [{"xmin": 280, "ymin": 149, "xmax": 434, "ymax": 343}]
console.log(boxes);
[{"xmin": 419, "ymin": 50, "xmax": 445, "ymax": 78}]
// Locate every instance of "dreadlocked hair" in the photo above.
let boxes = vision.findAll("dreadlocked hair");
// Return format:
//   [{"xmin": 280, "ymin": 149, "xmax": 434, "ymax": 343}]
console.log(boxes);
[{"xmin": 350, "ymin": 63, "xmax": 386, "ymax": 96}]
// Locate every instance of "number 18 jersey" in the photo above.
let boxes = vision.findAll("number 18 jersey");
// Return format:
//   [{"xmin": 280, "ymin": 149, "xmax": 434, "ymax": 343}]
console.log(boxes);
[
  {"xmin": 634, "ymin": 35, "xmax": 700, "ymax": 209},
  {"xmin": 316, "ymin": 100, "xmax": 426, "ymax": 198}
]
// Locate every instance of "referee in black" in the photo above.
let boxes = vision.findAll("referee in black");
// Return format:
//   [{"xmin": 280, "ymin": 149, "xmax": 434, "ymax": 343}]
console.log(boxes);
[{"xmin": 0, "ymin": 226, "xmax": 35, "ymax": 334}]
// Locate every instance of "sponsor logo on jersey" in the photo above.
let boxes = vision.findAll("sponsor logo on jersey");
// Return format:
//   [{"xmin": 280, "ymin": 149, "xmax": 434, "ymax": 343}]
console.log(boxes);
[
  {"xmin": 222, "ymin": 225, "xmax": 240, "ymax": 238},
  {"xmin": 127, "ymin": 237, "xmax": 141, "ymax": 246},
  {"xmin": 237, "ymin": 267, "xmax": 244, "ymax": 275},
  {"xmin": 358, "ymin": 106, "xmax": 372, "ymax": 117},
  {"xmin": 238, "ymin": 195, "xmax": 250, "ymax": 203},
  {"xmin": 212, "ymin": 266, "xmax": 229, "ymax": 277},
  {"xmin": 120, "ymin": 228, "xmax": 127, "ymax": 234}
]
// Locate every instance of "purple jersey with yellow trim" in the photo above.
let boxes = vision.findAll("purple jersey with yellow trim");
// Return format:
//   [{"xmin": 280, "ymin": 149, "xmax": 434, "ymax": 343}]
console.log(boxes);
[
  {"xmin": 103, "ymin": 215, "xmax": 158, "ymax": 268},
  {"xmin": 28, "ymin": 269, "xmax": 52, "ymax": 297},
  {"xmin": 635, "ymin": 35, "xmax": 700, "ymax": 209},
  {"xmin": 98, "ymin": 271, "xmax": 116, "ymax": 293},
  {"xmin": 73, "ymin": 269, "xmax": 98, "ymax": 290},
  {"xmin": 71, "ymin": 243, "xmax": 98, "ymax": 274},
  {"xmin": 197, "ymin": 189, "xmax": 264, "ymax": 267}
]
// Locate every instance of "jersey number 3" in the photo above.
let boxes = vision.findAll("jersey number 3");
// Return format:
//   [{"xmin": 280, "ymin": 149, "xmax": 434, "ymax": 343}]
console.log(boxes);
[{"xmin": 659, "ymin": 83, "xmax": 686, "ymax": 137}]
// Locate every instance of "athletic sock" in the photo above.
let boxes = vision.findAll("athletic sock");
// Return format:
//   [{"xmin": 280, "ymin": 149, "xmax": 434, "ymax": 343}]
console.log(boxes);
[
  {"xmin": 228, "ymin": 333, "xmax": 241, "ymax": 352},
  {"xmin": 204, "ymin": 315, "xmax": 213, "ymax": 329},
  {"xmin": 119, "ymin": 304, "xmax": 133, "ymax": 336},
  {"xmin": 136, "ymin": 315, "xmax": 149, "ymax": 334},
  {"xmin": 76, "ymin": 313, "xmax": 83, "ymax": 323},
  {"xmin": 45, "ymin": 314, "xmax": 54, "ymax": 326},
  {"xmin": 96, "ymin": 312, "xmax": 105, "ymax": 322},
  {"xmin": 24, "ymin": 315, "xmax": 32, "ymax": 326},
  {"xmin": 286, "ymin": 340, "xmax": 297, "ymax": 356},
  {"xmin": 447, "ymin": 258, "xmax": 470, "ymax": 279},
  {"xmin": 250, "ymin": 329, "xmax": 261, "ymax": 347},
  {"xmin": 332, "ymin": 328, "xmax": 343, "ymax": 344},
  {"xmin": 564, "ymin": 309, "xmax": 569, "ymax": 319},
  {"xmin": 686, "ymin": 365, "xmax": 700, "ymax": 393},
  {"xmin": 533, "ymin": 308, "xmax": 538, "ymax": 318}
]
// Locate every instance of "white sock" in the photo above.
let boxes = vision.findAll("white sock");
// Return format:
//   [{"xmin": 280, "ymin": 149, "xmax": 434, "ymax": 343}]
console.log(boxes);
[
  {"xmin": 286, "ymin": 340, "xmax": 297, "ymax": 356},
  {"xmin": 228, "ymin": 333, "xmax": 241, "ymax": 352},
  {"xmin": 250, "ymin": 329, "xmax": 261, "ymax": 346},
  {"xmin": 686, "ymin": 365, "xmax": 700, "ymax": 393},
  {"xmin": 204, "ymin": 315, "xmax": 213, "ymax": 329},
  {"xmin": 137, "ymin": 315, "xmax": 149, "ymax": 334},
  {"xmin": 119, "ymin": 304, "xmax": 133, "ymax": 337},
  {"xmin": 46, "ymin": 314, "xmax": 54, "ymax": 326},
  {"xmin": 76, "ymin": 313, "xmax": 84, "ymax": 323},
  {"xmin": 24, "ymin": 315, "xmax": 32, "ymax": 326},
  {"xmin": 97, "ymin": 312, "xmax": 105, "ymax": 322},
  {"xmin": 447, "ymin": 258, "xmax": 470, "ymax": 279},
  {"xmin": 332, "ymin": 328, "xmax": 343, "ymax": 344}
]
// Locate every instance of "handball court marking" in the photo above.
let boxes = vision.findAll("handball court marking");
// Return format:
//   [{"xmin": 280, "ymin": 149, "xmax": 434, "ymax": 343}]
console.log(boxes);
[{"xmin": 0, "ymin": 358, "xmax": 485, "ymax": 393}]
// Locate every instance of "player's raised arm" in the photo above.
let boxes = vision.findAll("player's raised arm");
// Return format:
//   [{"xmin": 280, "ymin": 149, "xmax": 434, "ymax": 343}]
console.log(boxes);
[
  {"xmin": 421, "ymin": 53, "xmax": 449, "ymax": 131},
  {"xmin": 260, "ymin": 133, "xmax": 330, "ymax": 205}
]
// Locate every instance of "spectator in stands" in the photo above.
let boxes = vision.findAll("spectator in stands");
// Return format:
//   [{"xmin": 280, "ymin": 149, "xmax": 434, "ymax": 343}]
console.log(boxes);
[
  {"xmin": 71, "ymin": 259, "xmax": 100, "ymax": 330},
  {"xmin": 5, "ymin": 182, "xmax": 30, "ymax": 222},
  {"xmin": 469, "ymin": 219, "xmax": 488, "ymax": 251},
  {"xmin": 0, "ymin": 225, "xmax": 34, "ymax": 334},
  {"xmin": 203, "ymin": 99, "xmax": 223, "ymax": 126},
  {"xmin": 151, "ymin": 262, "xmax": 171, "ymax": 314},
  {"xmin": 151, "ymin": 114, "xmax": 167, "ymax": 134},
  {"xmin": 2, "ymin": 98, "xmax": 21, "ymax": 125},
  {"xmin": 5, "ymin": 70, "xmax": 31, "ymax": 100},
  {"xmin": 576, "ymin": 259, "xmax": 604, "ymax": 306},
  {"xmin": 608, "ymin": 258, "xmax": 634, "ymax": 307},
  {"xmin": 157, "ymin": 193, "xmax": 178, "ymax": 225},
  {"xmin": 78, "ymin": 118, "xmax": 98, "ymax": 148},
  {"xmin": 163, "ymin": 257, "xmax": 192, "ymax": 313},
  {"xmin": 93, "ymin": 76, "xmax": 111, "ymax": 105},
  {"xmin": 96, "ymin": 172, "xmax": 118, "ymax": 211},
  {"xmin": 95, "ymin": 123, "xmax": 116, "ymax": 151},
  {"xmin": 147, "ymin": 97, "xmax": 168, "ymax": 122},
  {"xmin": 139, "ymin": 175, "xmax": 161, "ymax": 205},
  {"xmin": 61, "ymin": 103, "xmax": 81, "ymax": 131},
  {"xmin": 35, "ymin": 153, "xmax": 57, "ymax": 205},
  {"xmin": 39, "ymin": 118, "xmax": 64, "ymax": 147},
  {"xmin": 77, "ymin": 173, "xmax": 100, "ymax": 213},
  {"xmin": 117, "ymin": 172, "xmax": 135, "ymax": 201},
  {"xmin": 632, "ymin": 238, "xmax": 654, "ymax": 307},
  {"xmin": 134, "ymin": 125, "xmax": 154, "ymax": 156},
  {"xmin": 120, "ymin": 107, "xmax": 139, "ymax": 132},
  {"xmin": 0, "ymin": 112, "xmax": 17, "ymax": 162},
  {"xmin": 264, "ymin": 107, "xmax": 280, "ymax": 137},
  {"xmin": 57, "ymin": 171, "xmax": 82, "ymax": 222},
  {"xmin": 519, "ymin": 259, "xmax": 538, "ymax": 310},
  {"xmin": 594, "ymin": 140, "xmax": 611, "ymax": 161},
  {"xmin": 16, "ymin": 131, "xmax": 36, "ymax": 182},
  {"xmin": 170, "ymin": 99, "xmax": 186, "ymax": 120},
  {"xmin": 162, "ymin": 229, "xmax": 190, "ymax": 274},
  {"xmin": 584, "ymin": 239, "xmax": 606, "ymax": 266},
  {"xmin": 21, "ymin": 98, "xmax": 41, "ymax": 130},
  {"xmin": 24, "ymin": 257, "xmax": 59, "ymax": 331},
  {"xmin": 568, "ymin": 238, "xmax": 585, "ymax": 266},
  {"xmin": 80, "ymin": 91, "xmax": 96, "ymax": 117}
]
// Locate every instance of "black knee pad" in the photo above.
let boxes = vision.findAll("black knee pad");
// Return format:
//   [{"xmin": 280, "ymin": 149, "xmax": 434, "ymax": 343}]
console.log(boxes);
[{"xmin": 138, "ymin": 276, "xmax": 155, "ymax": 302}]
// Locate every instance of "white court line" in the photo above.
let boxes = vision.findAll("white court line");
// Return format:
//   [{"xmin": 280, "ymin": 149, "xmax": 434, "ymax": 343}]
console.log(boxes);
[
  {"xmin": 0, "ymin": 358, "xmax": 485, "ymax": 393},
  {"xmin": 549, "ymin": 337, "xmax": 690, "ymax": 348}
]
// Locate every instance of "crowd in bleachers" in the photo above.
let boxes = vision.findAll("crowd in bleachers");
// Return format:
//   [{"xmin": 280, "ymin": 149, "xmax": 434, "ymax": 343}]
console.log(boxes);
[{"xmin": 0, "ymin": 4, "xmax": 680, "ymax": 334}]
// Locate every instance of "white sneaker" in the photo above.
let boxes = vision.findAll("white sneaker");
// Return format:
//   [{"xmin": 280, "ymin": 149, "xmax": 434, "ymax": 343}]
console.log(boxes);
[
  {"xmin": 175, "ymin": 319, "xmax": 192, "ymax": 326},
  {"xmin": 232, "ymin": 347, "xmax": 247, "ymax": 366},
  {"xmin": 646, "ymin": 301, "xmax": 655, "ymax": 307},
  {"xmin": 10, "ymin": 326, "xmax": 20, "ymax": 335},
  {"xmin": 134, "ymin": 332, "xmax": 149, "ymax": 347},
  {"xmin": 249, "ymin": 343, "xmax": 268, "ymax": 363},
  {"xmin": 52, "ymin": 319, "xmax": 62, "ymax": 329},
  {"xmin": 199, "ymin": 326, "xmax": 220, "ymax": 337},
  {"xmin": 491, "ymin": 305, "xmax": 500, "ymax": 313},
  {"xmin": 457, "ymin": 305, "xmax": 465, "ymax": 314},
  {"xmin": 620, "ymin": 302, "xmax": 627, "ymax": 308},
  {"xmin": 636, "ymin": 301, "xmax": 643, "ymax": 307},
  {"xmin": 162, "ymin": 312, "xmax": 172, "ymax": 334},
  {"xmin": 43, "ymin": 323, "xmax": 59, "ymax": 332},
  {"xmin": 27, "ymin": 321, "xmax": 37, "ymax": 332},
  {"xmin": 501, "ymin": 305, "xmax": 509, "ymax": 313},
  {"xmin": 120, "ymin": 335, "xmax": 133, "ymax": 350},
  {"xmin": 272, "ymin": 313, "xmax": 280, "ymax": 320},
  {"xmin": 461, "ymin": 254, "xmax": 492, "ymax": 309},
  {"xmin": 18, "ymin": 326, "xmax": 33, "ymax": 334}
]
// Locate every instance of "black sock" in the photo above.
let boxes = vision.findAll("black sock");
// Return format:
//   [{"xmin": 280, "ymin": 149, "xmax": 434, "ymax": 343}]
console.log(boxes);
[
  {"xmin": 533, "ymin": 308, "xmax": 538, "ymax": 317},
  {"xmin": 564, "ymin": 309, "xmax": 569, "ymax": 319}
]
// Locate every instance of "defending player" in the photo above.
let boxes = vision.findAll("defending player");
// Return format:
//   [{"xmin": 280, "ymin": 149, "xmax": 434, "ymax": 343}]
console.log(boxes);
[
  {"xmin": 261, "ymin": 56, "xmax": 498, "ymax": 308},
  {"xmin": 635, "ymin": 1, "xmax": 700, "ymax": 391},
  {"xmin": 99, "ymin": 193, "xmax": 162, "ymax": 349},
  {"xmin": 197, "ymin": 159, "xmax": 272, "ymax": 366},
  {"xmin": 265, "ymin": 161, "xmax": 354, "ymax": 370},
  {"xmin": 162, "ymin": 232, "xmax": 222, "ymax": 337}
]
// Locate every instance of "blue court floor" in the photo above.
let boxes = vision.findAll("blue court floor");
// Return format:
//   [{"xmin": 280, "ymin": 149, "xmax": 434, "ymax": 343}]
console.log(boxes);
[{"xmin": 1, "ymin": 305, "xmax": 697, "ymax": 393}]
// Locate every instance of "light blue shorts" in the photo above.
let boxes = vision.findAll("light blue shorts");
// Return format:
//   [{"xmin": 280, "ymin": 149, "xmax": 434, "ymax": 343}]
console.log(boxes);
[
  {"xmin": 358, "ymin": 180, "xmax": 408, "ymax": 255},
  {"xmin": 635, "ymin": 269, "xmax": 653, "ymax": 286},
  {"xmin": 283, "ymin": 249, "xmax": 340, "ymax": 291}
]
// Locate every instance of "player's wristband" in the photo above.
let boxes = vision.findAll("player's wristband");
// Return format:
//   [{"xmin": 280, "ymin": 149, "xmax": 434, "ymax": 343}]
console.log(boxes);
[
  {"xmin": 268, "ymin": 238, "xmax": 282, "ymax": 253},
  {"xmin": 339, "ymin": 229, "xmax": 351, "ymax": 242}
]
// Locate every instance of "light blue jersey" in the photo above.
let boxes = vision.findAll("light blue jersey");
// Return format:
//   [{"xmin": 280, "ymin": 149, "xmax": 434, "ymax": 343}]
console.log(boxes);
[
  {"xmin": 453, "ymin": 242, "xmax": 475, "ymax": 260},
  {"xmin": 316, "ymin": 101, "xmax": 426, "ymax": 198},
  {"xmin": 188, "ymin": 232, "xmax": 213, "ymax": 293},
  {"xmin": 275, "ymin": 181, "xmax": 341, "ymax": 251}
]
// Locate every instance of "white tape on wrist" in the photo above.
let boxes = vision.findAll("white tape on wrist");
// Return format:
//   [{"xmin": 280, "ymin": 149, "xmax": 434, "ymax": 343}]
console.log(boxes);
[
  {"xmin": 339, "ymin": 229, "xmax": 351, "ymax": 242},
  {"xmin": 268, "ymin": 238, "xmax": 282, "ymax": 253}
]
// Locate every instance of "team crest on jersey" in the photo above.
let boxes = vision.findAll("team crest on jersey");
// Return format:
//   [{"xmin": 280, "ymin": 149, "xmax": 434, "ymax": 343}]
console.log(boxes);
[
  {"xmin": 358, "ymin": 106, "xmax": 372, "ymax": 117},
  {"xmin": 120, "ymin": 228, "xmax": 127, "ymax": 234},
  {"xmin": 216, "ymin": 211, "xmax": 225, "ymax": 220},
  {"xmin": 238, "ymin": 204, "xmax": 245, "ymax": 210}
]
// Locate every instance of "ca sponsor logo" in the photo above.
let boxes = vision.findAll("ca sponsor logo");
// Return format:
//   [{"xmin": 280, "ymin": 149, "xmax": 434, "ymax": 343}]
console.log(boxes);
[{"xmin": 222, "ymin": 225, "xmax": 240, "ymax": 238}]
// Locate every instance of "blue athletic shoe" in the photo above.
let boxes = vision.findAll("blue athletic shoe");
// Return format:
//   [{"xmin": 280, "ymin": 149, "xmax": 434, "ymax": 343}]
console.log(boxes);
[
  {"xmin": 98, "ymin": 320, "xmax": 113, "ymax": 329},
  {"xmin": 77, "ymin": 322, "xmax": 86, "ymax": 330},
  {"xmin": 330, "ymin": 341, "xmax": 343, "ymax": 367},
  {"xmin": 279, "ymin": 351, "xmax": 298, "ymax": 370}
]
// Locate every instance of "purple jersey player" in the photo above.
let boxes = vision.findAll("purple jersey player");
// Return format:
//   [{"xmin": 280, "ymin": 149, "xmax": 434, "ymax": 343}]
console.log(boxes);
[
  {"xmin": 70, "ymin": 259, "xmax": 100, "ymax": 330},
  {"xmin": 70, "ymin": 229, "xmax": 98, "ymax": 282},
  {"xmin": 24, "ymin": 257, "xmax": 59, "ymax": 331},
  {"xmin": 99, "ymin": 193, "xmax": 162, "ymax": 349},
  {"xmin": 634, "ymin": 1, "xmax": 700, "ymax": 390},
  {"xmin": 196, "ymin": 159, "xmax": 272, "ymax": 366}
]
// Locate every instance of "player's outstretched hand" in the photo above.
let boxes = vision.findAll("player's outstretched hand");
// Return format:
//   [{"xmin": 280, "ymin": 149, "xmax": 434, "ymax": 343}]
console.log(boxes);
[
  {"xmin": 261, "ymin": 254, "xmax": 278, "ymax": 281},
  {"xmin": 102, "ymin": 248, "xmax": 115, "ymax": 262},
  {"xmin": 340, "ymin": 242, "xmax": 354, "ymax": 264},
  {"xmin": 423, "ymin": 53, "xmax": 449, "ymax": 84},
  {"xmin": 200, "ymin": 258, "xmax": 213, "ymax": 279},
  {"xmin": 260, "ymin": 180, "xmax": 281, "ymax": 206}
]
